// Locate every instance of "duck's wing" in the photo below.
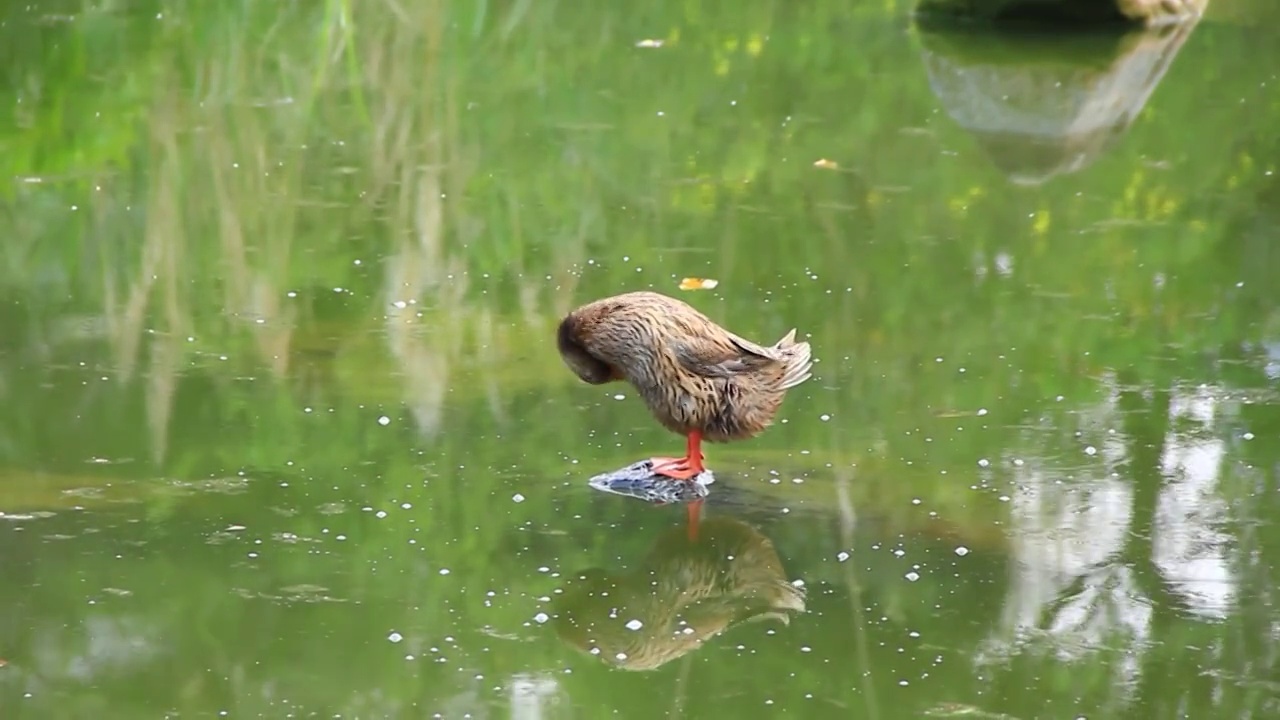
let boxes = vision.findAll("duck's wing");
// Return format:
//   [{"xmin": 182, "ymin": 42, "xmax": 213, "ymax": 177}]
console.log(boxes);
[{"xmin": 669, "ymin": 334, "xmax": 780, "ymax": 379}]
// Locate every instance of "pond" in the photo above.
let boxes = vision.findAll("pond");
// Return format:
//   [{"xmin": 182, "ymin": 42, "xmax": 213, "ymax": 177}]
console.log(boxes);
[{"xmin": 1, "ymin": 1, "xmax": 1279, "ymax": 718}]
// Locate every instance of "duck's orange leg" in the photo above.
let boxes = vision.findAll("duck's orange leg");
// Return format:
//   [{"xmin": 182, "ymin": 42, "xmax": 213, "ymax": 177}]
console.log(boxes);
[{"xmin": 648, "ymin": 431, "xmax": 705, "ymax": 481}]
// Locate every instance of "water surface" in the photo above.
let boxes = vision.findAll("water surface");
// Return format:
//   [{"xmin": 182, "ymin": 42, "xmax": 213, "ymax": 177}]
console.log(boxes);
[{"xmin": 2, "ymin": 1, "xmax": 1279, "ymax": 718}]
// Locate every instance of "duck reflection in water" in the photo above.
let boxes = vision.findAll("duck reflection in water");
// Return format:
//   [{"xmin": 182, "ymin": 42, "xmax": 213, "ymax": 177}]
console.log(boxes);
[{"xmin": 552, "ymin": 516, "xmax": 806, "ymax": 671}]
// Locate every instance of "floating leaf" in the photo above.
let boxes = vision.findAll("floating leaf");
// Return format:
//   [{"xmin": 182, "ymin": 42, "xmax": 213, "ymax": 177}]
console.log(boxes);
[
  {"xmin": 679, "ymin": 277, "xmax": 719, "ymax": 290},
  {"xmin": 813, "ymin": 158, "xmax": 839, "ymax": 169}
]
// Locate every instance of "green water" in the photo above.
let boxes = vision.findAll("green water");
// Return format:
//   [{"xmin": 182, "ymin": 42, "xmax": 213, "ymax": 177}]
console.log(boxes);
[{"xmin": 2, "ymin": 1, "xmax": 1279, "ymax": 717}]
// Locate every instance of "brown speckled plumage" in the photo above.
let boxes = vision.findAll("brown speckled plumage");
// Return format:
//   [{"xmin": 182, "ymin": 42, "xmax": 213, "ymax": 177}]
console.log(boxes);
[{"xmin": 557, "ymin": 291, "xmax": 813, "ymax": 444}]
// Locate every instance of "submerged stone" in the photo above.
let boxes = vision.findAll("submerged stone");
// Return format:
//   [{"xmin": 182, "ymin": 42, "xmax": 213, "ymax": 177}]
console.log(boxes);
[{"xmin": 587, "ymin": 460, "xmax": 715, "ymax": 505}]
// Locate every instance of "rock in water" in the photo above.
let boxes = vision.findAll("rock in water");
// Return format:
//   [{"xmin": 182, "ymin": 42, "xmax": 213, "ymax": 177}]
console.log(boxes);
[{"xmin": 587, "ymin": 460, "xmax": 715, "ymax": 505}]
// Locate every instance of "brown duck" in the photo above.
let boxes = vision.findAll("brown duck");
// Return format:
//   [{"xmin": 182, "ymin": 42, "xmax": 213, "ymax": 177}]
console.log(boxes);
[{"xmin": 557, "ymin": 291, "xmax": 813, "ymax": 480}]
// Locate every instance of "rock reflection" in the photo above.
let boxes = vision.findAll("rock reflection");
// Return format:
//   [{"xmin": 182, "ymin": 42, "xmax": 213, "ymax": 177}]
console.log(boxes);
[
  {"xmin": 552, "ymin": 516, "xmax": 805, "ymax": 671},
  {"xmin": 918, "ymin": 20, "xmax": 1199, "ymax": 184}
]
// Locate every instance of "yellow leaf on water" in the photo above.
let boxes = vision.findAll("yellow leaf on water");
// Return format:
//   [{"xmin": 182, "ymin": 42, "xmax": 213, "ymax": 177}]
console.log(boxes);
[
  {"xmin": 678, "ymin": 277, "xmax": 719, "ymax": 291},
  {"xmin": 813, "ymin": 158, "xmax": 839, "ymax": 169}
]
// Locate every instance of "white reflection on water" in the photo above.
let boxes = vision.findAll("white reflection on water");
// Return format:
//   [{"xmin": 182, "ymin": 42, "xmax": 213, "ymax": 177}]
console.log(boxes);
[
  {"xmin": 508, "ymin": 672, "xmax": 568, "ymax": 720},
  {"xmin": 1154, "ymin": 386, "xmax": 1234, "ymax": 620},
  {"xmin": 976, "ymin": 381, "xmax": 1237, "ymax": 694}
]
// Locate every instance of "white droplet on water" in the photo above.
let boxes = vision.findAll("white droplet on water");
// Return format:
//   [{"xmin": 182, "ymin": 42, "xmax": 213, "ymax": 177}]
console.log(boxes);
[{"xmin": 378, "ymin": 416, "xmax": 391, "ymax": 426}]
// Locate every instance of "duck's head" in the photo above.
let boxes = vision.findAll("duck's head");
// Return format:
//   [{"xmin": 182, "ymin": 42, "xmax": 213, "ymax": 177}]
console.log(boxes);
[{"xmin": 557, "ymin": 313, "xmax": 618, "ymax": 385}]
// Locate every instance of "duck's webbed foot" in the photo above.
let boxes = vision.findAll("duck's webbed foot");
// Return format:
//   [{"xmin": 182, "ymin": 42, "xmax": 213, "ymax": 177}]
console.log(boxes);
[{"xmin": 648, "ymin": 456, "xmax": 702, "ymax": 481}]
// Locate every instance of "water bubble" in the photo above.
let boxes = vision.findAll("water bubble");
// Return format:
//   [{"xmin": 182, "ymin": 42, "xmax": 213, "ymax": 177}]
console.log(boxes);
[
  {"xmin": 512, "ymin": 493, "xmax": 526, "ymax": 503},
  {"xmin": 820, "ymin": 414, "xmax": 831, "ymax": 422},
  {"xmin": 977, "ymin": 458, "xmax": 990, "ymax": 468},
  {"xmin": 977, "ymin": 408, "xmax": 988, "ymax": 416},
  {"xmin": 1084, "ymin": 446, "xmax": 1097, "ymax": 456},
  {"xmin": 1243, "ymin": 432, "xmax": 1255, "ymax": 440},
  {"xmin": 625, "ymin": 619, "xmax": 643, "ymax": 631},
  {"xmin": 955, "ymin": 546, "xmax": 969, "ymax": 556},
  {"xmin": 905, "ymin": 572, "xmax": 920, "ymax": 582},
  {"xmin": 378, "ymin": 416, "xmax": 391, "ymax": 426},
  {"xmin": 533, "ymin": 613, "xmax": 549, "ymax": 624},
  {"xmin": 388, "ymin": 632, "xmax": 404, "ymax": 643},
  {"xmin": 439, "ymin": 568, "xmax": 450, "ymax": 575},
  {"xmin": 836, "ymin": 551, "xmax": 850, "ymax": 562}
]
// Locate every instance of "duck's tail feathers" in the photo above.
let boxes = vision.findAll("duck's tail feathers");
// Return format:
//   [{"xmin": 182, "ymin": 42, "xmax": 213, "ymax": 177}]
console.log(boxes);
[{"xmin": 774, "ymin": 329, "xmax": 813, "ymax": 390}]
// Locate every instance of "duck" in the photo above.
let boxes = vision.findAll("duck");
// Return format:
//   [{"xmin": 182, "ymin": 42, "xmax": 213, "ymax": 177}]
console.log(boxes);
[{"xmin": 557, "ymin": 291, "xmax": 813, "ymax": 481}]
